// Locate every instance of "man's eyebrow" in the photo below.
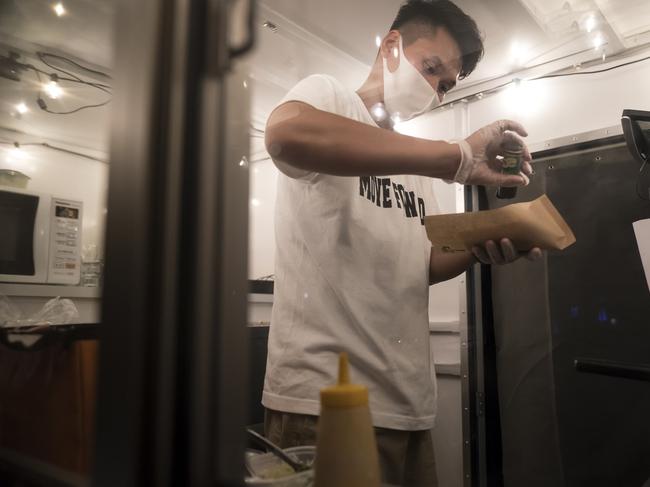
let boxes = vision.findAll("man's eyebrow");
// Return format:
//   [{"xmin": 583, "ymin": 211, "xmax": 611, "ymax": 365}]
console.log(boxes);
[
  {"xmin": 425, "ymin": 55, "xmax": 443, "ymax": 65},
  {"xmin": 425, "ymin": 55, "xmax": 458, "ymax": 72},
  {"xmin": 424, "ymin": 54, "xmax": 461, "ymax": 83}
]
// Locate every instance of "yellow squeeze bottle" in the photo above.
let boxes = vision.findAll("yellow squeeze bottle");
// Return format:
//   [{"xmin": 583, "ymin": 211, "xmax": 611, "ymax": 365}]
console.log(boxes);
[{"xmin": 314, "ymin": 352, "xmax": 381, "ymax": 487}]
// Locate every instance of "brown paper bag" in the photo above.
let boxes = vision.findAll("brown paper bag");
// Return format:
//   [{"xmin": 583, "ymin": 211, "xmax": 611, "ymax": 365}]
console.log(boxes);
[{"xmin": 423, "ymin": 194, "xmax": 576, "ymax": 252}]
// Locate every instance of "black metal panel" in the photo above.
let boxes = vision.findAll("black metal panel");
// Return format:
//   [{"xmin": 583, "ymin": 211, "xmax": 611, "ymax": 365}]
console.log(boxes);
[
  {"xmin": 476, "ymin": 139, "xmax": 650, "ymax": 487},
  {"xmin": 543, "ymin": 144, "xmax": 650, "ymax": 487}
]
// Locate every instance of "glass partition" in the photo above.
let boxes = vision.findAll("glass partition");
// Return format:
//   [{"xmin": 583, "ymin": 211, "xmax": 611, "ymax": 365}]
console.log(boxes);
[{"xmin": 0, "ymin": 0, "xmax": 112, "ymax": 481}]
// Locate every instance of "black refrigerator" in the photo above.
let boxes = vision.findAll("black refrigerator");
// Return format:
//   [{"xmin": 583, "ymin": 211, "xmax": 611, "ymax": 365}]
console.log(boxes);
[{"xmin": 466, "ymin": 130, "xmax": 650, "ymax": 487}]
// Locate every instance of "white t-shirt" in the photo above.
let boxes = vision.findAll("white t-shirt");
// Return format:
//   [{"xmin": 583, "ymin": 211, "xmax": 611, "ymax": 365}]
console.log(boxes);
[{"xmin": 262, "ymin": 74, "xmax": 440, "ymax": 431}]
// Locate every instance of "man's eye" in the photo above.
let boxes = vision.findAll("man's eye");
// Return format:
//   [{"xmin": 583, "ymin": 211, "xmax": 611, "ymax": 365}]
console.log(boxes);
[{"xmin": 425, "ymin": 65, "xmax": 438, "ymax": 75}]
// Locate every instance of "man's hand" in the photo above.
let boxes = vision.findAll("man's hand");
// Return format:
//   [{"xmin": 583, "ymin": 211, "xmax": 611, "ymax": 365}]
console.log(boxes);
[
  {"xmin": 454, "ymin": 120, "xmax": 533, "ymax": 187},
  {"xmin": 429, "ymin": 238, "xmax": 542, "ymax": 284},
  {"xmin": 472, "ymin": 238, "xmax": 542, "ymax": 265}
]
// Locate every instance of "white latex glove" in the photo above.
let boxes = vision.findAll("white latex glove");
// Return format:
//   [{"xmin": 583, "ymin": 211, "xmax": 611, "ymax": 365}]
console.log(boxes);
[
  {"xmin": 472, "ymin": 238, "xmax": 542, "ymax": 265},
  {"xmin": 453, "ymin": 120, "xmax": 534, "ymax": 186}
]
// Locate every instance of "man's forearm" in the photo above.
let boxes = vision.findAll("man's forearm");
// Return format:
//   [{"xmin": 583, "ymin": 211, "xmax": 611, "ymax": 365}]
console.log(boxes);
[
  {"xmin": 429, "ymin": 249, "xmax": 476, "ymax": 285},
  {"xmin": 265, "ymin": 102, "xmax": 461, "ymax": 179}
]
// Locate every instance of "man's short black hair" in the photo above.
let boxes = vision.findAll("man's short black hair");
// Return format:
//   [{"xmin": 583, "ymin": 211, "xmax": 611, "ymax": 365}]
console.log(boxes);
[{"xmin": 390, "ymin": 0, "xmax": 484, "ymax": 79}]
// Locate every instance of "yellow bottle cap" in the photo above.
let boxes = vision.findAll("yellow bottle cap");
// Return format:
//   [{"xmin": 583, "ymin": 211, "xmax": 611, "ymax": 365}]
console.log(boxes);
[{"xmin": 320, "ymin": 352, "xmax": 369, "ymax": 408}]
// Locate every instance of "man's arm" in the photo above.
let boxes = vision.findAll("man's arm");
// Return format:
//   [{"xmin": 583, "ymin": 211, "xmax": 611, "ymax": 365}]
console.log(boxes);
[
  {"xmin": 429, "ymin": 249, "xmax": 475, "ymax": 285},
  {"xmin": 429, "ymin": 239, "xmax": 544, "ymax": 285},
  {"xmin": 265, "ymin": 101, "xmax": 462, "ymax": 180},
  {"xmin": 265, "ymin": 102, "xmax": 533, "ymax": 186}
]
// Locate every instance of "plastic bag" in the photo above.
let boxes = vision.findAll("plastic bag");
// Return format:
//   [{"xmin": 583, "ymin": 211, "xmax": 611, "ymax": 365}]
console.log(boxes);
[
  {"xmin": 0, "ymin": 295, "xmax": 80, "ymax": 328},
  {"xmin": 0, "ymin": 295, "xmax": 80, "ymax": 348},
  {"xmin": 0, "ymin": 294, "xmax": 22, "ymax": 325}
]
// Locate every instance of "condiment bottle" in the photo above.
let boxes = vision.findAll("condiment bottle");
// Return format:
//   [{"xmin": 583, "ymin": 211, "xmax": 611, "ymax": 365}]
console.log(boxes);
[
  {"xmin": 497, "ymin": 137, "xmax": 525, "ymax": 199},
  {"xmin": 314, "ymin": 352, "xmax": 381, "ymax": 487}
]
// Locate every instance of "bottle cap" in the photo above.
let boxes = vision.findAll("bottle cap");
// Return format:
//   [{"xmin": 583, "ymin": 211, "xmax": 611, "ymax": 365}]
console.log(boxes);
[
  {"xmin": 502, "ymin": 131, "xmax": 524, "ymax": 152},
  {"xmin": 320, "ymin": 353, "xmax": 369, "ymax": 408}
]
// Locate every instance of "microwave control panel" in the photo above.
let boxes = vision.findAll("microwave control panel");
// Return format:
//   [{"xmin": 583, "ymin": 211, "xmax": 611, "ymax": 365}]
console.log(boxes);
[{"xmin": 48, "ymin": 198, "xmax": 83, "ymax": 285}]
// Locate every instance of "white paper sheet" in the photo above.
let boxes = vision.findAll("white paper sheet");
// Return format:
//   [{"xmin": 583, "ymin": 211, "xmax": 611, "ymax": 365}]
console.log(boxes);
[{"xmin": 633, "ymin": 219, "xmax": 650, "ymax": 294}]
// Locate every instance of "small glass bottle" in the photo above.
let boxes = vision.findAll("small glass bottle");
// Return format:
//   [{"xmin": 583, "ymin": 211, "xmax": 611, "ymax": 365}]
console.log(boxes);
[{"xmin": 497, "ymin": 139, "xmax": 524, "ymax": 199}]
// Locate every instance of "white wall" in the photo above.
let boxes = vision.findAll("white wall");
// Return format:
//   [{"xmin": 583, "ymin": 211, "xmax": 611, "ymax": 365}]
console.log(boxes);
[
  {"xmin": 248, "ymin": 158, "xmax": 278, "ymax": 281},
  {"xmin": 431, "ymin": 54, "xmax": 650, "ymax": 145}
]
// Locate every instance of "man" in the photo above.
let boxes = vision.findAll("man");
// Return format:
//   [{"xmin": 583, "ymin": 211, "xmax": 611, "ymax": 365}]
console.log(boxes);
[{"xmin": 262, "ymin": 1, "xmax": 541, "ymax": 485}]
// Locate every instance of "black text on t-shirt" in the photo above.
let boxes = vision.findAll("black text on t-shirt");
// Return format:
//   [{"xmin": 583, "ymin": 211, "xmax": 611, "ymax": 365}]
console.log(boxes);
[{"xmin": 359, "ymin": 176, "xmax": 427, "ymax": 225}]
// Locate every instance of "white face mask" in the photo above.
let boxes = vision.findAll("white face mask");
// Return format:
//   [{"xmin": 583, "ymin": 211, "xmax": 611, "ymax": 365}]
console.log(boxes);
[{"xmin": 382, "ymin": 36, "xmax": 440, "ymax": 122}]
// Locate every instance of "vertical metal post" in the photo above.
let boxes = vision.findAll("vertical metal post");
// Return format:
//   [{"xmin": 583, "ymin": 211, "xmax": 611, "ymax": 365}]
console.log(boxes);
[
  {"xmin": 453, "ymin": 98, "xmax": 487, "ymax": 487},
  {"xmin": 459, "ymin": 267, "xmax": 472, "ymax": 487},
  {"xmin": 461, "ymin": 185, "xmax": 488, "ymax": 487}
]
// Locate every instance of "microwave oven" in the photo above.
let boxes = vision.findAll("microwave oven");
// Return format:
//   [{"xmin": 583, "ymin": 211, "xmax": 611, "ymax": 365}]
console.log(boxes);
[{"xmin": 0, "ymin": 188, "xmax": 83, "ymax": 285}]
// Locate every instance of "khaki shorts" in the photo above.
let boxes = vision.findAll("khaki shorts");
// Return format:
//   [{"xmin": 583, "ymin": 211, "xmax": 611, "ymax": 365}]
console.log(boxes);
[{"xmin": 264, "ymin": 408, "xmax": 438, "ymax": 487}]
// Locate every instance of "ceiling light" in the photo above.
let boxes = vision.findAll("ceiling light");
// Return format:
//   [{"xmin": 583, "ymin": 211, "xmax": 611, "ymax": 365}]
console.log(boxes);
[
  {"xmin": 375, "ymin": 35, "xmax": 382, "ymax": 48},
  {"xmin": 8, "ymin": 143, "xmax": 27, "ymax": 160},
  {"xmin": 510, "ymin": 41, "xmax": 529, "ymax": 66},
  {"xmin": 593, "ymin": 33, "xmax": 605, "ymax": 50},
  {"xmin": 251, "ymin": 198, "xmax": 261, "ymax": 207},
  {"xmin": 53, "ymin": 2, "xmax": 66, "ymax": 16},
  {"xmin": 15, "ymin": 102, "xmax": 28, "ymax": 114},
  {"xmin": 44, "ymin": 80, "xmax": 63, "ymax": 99},
  {"xmin": 585, "ymin": 15, "xmax": 597, "ymax": 33},
  {"xmin": 44, "ymin": 75, "xmax": 63, "ymax": 99}
]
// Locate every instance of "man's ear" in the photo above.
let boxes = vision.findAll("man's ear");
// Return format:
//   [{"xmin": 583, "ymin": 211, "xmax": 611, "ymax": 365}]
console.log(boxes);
[
  {"xmin": 381, "ymin": 30, "xmax": 401, "ymax": 71},
  {"xmin": 380, "ymin": 30, "xmax": 401, "ymax": 60}
]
